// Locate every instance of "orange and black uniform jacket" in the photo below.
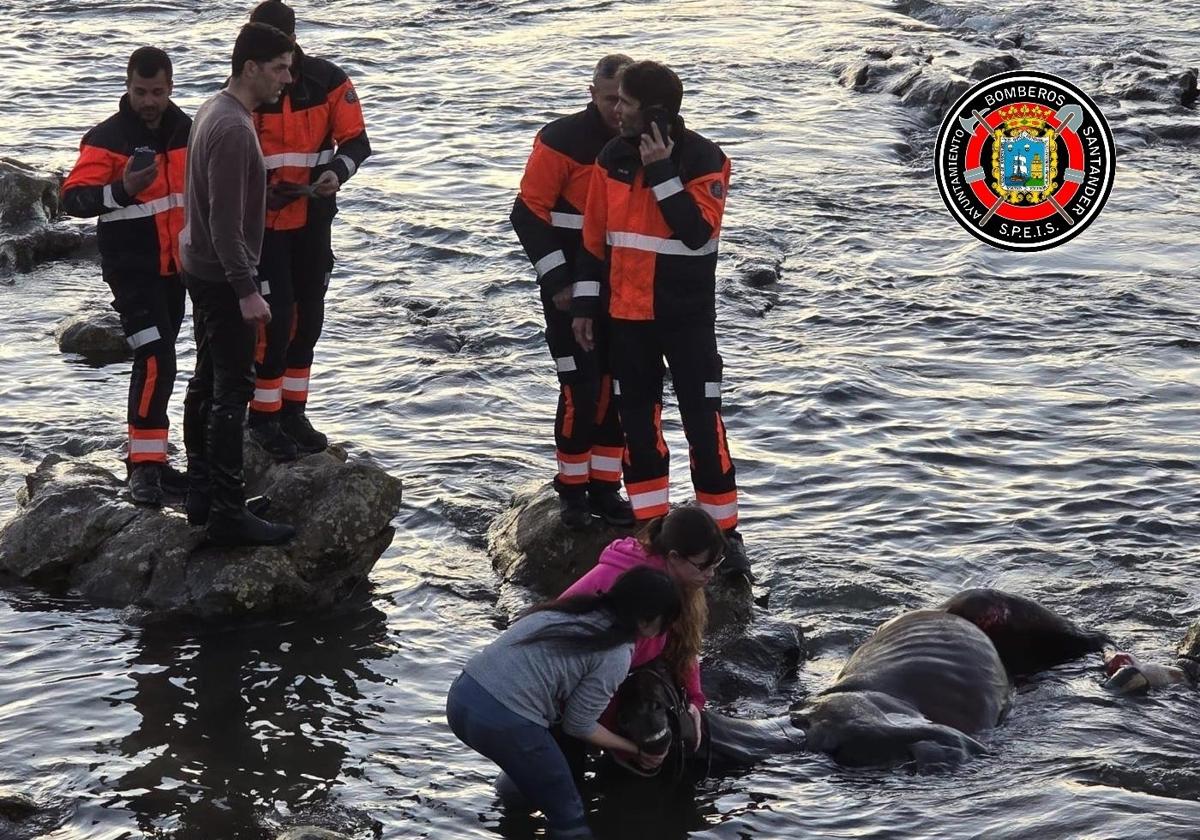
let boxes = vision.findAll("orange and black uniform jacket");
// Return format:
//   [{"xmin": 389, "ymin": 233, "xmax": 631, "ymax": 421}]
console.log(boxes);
[
  {"xmin": 255, "ymin": 48, "xmax": 371, "ymax": 231},
  {"xmin": 573, "ymin": 128, "xmax": 731, "ymax": 323},
  {"xmin": 61, "ymin": 95, "xmax": 190, "ymax": 276},
  {"xmin": 510, "ymin": 103, "xmax": 615, "ymax": 295}
]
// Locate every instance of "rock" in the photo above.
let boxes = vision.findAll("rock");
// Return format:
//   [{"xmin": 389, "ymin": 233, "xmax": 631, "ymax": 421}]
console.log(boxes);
[
  {"xmin": 277, "ymin": 828, "xmax": 354, "ymax": 840},
  {"xmin": 0, "ymin": 793, "xmax": 39, "ymax": 823},
  {"xmin": 0, "ymin": 446, "xmax": 403, "ymax": 619},
  {"xmin": 0, "ymin": 792, "xmax": 62, "ymax": 840},
  {"xmin": 55, "ymin": 310, "xmax": 131, "ymax": 364},
  {"xmin": 1106, "ymin": 64, "xmax": 1198, "ymax": 107},
  {"xmin": 0, "ymin": 158, "xmax": 89, "ymax": 275},
  {"xmin": 1176, "ymin": 620, "xmax": 1200, "ymax": 683},
  {"xmin": 893, "ymin": 65, "xmax": 971, "ymax": 117},
  {"xmin": 487, "ymin": 482, "xmax": 754, "ymax": 631},
  {"xmin": 838, "ymin": 46, "xmax": 977, "ymax": 120},
  {"xmin": 741, "ymin": 263, "xmax": 780, "ymax": 288},
  {"xmin": 0, "ymin": 158, "xmax": 60, "ymax": 227},
  {"xmin": 969, "ymin": 53, "xmax": 1019, "ymax": 80},
  {"xmin": 488, "ymin": 482, "xmax": 634, "ymax": 597}
]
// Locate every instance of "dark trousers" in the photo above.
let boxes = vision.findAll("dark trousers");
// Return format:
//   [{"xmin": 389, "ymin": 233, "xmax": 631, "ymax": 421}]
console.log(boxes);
[
  {"xmin": 543, "ymin": 297, "xmax": 624, "ymax": 497},
  {"xmin": 183, "ymin": 274, "xmax": 256, "ymax": 515},
  {"xmin": 250, "ymin": 221, "xmax": 334, "ymax": 419},
  {"xmin": 103, "ymin": 266, "xmax": 185, "ymax": 463},
  {"xmin": 609, "ymin": 318, "xmax": 738, "ymax": 530},
  {"xmin": 446, "ymin": 673, "xmax": 593, "ymax": 840}
]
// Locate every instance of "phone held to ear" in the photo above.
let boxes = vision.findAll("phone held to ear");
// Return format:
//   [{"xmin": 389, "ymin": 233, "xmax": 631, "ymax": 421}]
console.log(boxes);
[
  {"xmin": 642, "ymin": 106, "xmax": 672, "ymax": 143},
  {"xmin": 130, "ymin": 147, "xmax": 156, "ymax": 172}
]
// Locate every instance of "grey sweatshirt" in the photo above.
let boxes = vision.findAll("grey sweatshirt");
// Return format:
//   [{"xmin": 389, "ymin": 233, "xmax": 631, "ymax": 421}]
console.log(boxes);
[
  {"xmin": 463, "ymin": 610, "xmax": 633, "ymax": 739},
  {"xmin": 179, "ymin": 90, "xmax": 265, "ymax": 299}
]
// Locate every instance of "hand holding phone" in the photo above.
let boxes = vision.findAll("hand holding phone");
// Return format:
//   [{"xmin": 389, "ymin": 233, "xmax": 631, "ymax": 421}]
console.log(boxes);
[
  {"xmin": 639, "ymin": 106, "xmax": 675, "ymax": 165},
  {"xmin": 122, "ymin": 147, "xmax": 158, "ymax": 197}
]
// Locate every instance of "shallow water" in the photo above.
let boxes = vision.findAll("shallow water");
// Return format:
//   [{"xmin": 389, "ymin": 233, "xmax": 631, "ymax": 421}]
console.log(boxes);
[{"xmin": 1, "ymin": 0, "xmax": 1199, "ymax": 837}]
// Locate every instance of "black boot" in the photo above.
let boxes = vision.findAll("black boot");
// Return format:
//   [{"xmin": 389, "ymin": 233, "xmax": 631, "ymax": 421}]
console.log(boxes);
[
  {"xmin": 158, "ymin": 462, "xmax": 190, "ymax": 497},
  {"xmin": 187, "ymin": 493, "xmax": 273, "ymax": 527},
  {"xmin": 206, "ymin": 405, "xmax": 294, "ymax": 546},
  {"xmin": 128, "ymin": 462, "xmax": 164, "ymax": 507},
  {"xmin": 559, "ymin": 492, "xmax": 591, "ymax": 530},
  {"xmin": 588, "ymin": 487, "xmax": 634, "ymax": 526},
  {"xmin": 248, "ymin": 414, "xmax": 299, "ymax": 462},
  {"xmin": 279, "ymin": 404, "xmax": 328, "ymax": 454},
  {"xmin": 720, "ymin": 528, "xmax": 753, "ymax": 582}
]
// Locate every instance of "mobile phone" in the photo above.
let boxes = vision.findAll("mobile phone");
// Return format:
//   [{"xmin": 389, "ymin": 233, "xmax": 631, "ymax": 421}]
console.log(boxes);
[
  {"xmin": 642, "ymin": 106, "xmax": 673, "ymax": 142},
  {"xmin": 130, "ymin": 148, "xmax": 156, "ymax": 172}
]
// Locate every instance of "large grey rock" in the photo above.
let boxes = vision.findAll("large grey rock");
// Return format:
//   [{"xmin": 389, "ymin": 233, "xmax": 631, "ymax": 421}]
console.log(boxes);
[
  {"xmin": 0, "ymin": 445, "xmax": 403, "ymax": 619},
  {"xmin": 0, "ymin": 158, "xmax": 89, "ymax": 276},
  {"xmin": 55, "ymin": 309, "xmax": 131, "ymax": 364},
  {"xmin": 487, "ymin": 483, "xmax": 754, "ymax": 630},
  {"xmin": 838, "ymin": 46, "xmax": 980, "ymax": 120},
  {"xmin": 0, "ymin": 791, "xmax": 62, "ymax": 839}
]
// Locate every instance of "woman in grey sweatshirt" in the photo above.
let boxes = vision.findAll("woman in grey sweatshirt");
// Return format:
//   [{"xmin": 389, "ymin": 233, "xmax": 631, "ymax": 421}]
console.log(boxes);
[{"xmin": 447, "ymin": 566, "xmax": 682, "ymax": 840}]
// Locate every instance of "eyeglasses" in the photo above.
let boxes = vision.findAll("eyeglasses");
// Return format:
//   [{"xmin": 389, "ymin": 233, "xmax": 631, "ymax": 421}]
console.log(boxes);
[{"xmin": 676, "ymin": 551, "xmax": 724, "ymax": 572}]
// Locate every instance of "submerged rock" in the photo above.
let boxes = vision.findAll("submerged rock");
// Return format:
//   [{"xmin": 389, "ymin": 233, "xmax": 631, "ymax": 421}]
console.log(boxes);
[
  {"xmin": 0, "ymin": 158, "xmax": 88, "ymax": 276},
  {"xmin": 1177, "ymin": 620, "xmax": 1200, "ymax": 683},
  {"xmin": 837, "ymin": 45, "xmax": 984, "ymax": 120},
  {"xmin": 0, "ymin": 791, "xmax": 62, "ymax": 839},
  {"xmin": 55, "ymin": 310, "xmax": 130, "ymax": 364},
  {"xmin": 488, "ymin": 482, "xmax": 754, "ymax": 630},
  {"xmin": 0, "ymin": 445, "xmax": 403, "ymax": 619},
  {"xmin": 277, "ymin": 828, "xmax": 354, "ymax": 840}
]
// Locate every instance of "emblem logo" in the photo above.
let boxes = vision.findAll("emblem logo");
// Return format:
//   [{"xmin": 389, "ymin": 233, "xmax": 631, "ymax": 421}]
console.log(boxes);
[
  {"xmin": 345, "ymin": 87, "xmax": 359, "ymax": 104},
  {"xmin": 710, "ymin": 181, "xmax": 724, "ymax": 199},
  {"xmin": 935, "ymin": 71, "xmax": 1115, "ymax": 251}
]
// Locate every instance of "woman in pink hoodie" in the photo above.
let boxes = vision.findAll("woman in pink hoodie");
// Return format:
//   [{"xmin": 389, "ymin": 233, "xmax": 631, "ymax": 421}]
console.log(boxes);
[{"xmin": 561, "ymin": 505, "xmax": 726, "ymax": 749}]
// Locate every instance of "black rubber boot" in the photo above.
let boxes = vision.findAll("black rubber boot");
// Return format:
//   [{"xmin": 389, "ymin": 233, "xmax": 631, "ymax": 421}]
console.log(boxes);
[
  {"xmin": 248, "ymin": 415, "xmax": 300, "ymax": 462},
  {"xmin": 158, "ymin": 462, "xmax": 190, "ymax": 497},
  {"xmin": 206, "ymin": 405, "xmax": 294, "ymax": 546},
  {"xmin": 559, "ymin": 492, "xmax": 591, "ymax": 530},
  {"xmin": 187, "ymin": 494, "xmax": 273, "ymax": 528},
  {"xmin": 588, "ymin": 488, "xmax": 635, "ymax": 526},
  {"xmin": 280, "ymin": 404, "xmax": 328, "ymax": 454},
  {"xmin": 128, "ymin": 462, "xmax": 164, "ymax": 507},
  {"xmin": 183, "ymin": 394, "xmax": 212, "ymax": 526}
]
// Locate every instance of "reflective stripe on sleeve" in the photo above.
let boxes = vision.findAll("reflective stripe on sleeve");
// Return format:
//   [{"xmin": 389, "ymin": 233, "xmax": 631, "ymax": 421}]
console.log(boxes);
[
  {"xmin": 606, "ymin": 231, "xmax": 719, "ymax": 256},
  {"xmin": 705, "ymin": 381, "xmax": 721, "ymax": 399},
  {"xmin": 550, "ymin": 211, "xmax": 584, "ymax": 230},
  {"xmin": 652, "ymin": 177, "xmax": 684, "ymax": 200},
  {"xmin": 573, "ymin": 281, "xmax": 601, "ymax": 297},
  {"xmin": 99, "ymin": 193, "xmax": 184, "ymax": 223},
  {"xmin": 102, "ymin": 184, "xmax": 121, "ymax": 210},
  {"xmin": 535, "ymin": 250, "xmax": 567, "ymax": 277},
  {"xmin": 555, "ymin": 356, "xmax": 577, "ymax": 373},
  {"xmin": 335, "ymin": 154, "xmax": 358, "ymax": 178}
]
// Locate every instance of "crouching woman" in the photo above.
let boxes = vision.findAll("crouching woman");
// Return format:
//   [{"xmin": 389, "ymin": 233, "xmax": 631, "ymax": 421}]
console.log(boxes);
[{"xmin": 446, "ymin": 566, "xmax": 683, "ymax": 840}]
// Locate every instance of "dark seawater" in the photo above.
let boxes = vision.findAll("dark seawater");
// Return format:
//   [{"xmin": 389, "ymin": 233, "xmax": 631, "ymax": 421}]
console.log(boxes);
[{"xmin": 1, "ymin": 0, "xmax": 1198, "ymax": 837}]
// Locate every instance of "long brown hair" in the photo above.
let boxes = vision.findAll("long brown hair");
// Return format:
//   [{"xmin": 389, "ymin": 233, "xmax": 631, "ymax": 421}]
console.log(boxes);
[{"xmin": 637, "ymin": 507, "xmax": 725, "ymax": 686}]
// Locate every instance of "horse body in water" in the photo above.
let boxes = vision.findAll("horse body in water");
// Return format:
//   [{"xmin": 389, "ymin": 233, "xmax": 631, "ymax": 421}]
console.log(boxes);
[{"xmin": 615, "ymin": 588, "xmax": 1110, "ymax": 773}]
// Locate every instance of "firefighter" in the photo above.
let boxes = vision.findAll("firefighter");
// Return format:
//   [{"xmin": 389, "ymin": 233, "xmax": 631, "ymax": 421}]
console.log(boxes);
[
  {"xmin": 571, "ymin": 60, "xmax": 751, "ymax": 578},
  {"xmin": 62, "ymin": 47, "xmax": 191, "ymax": 506},
  {"xmin": 244, "ymin": 0, "xmax": 372, "ymax": 460},
  {"xmin": 510, "ymin": 55, "xmax": 636, "ymax": 530}
]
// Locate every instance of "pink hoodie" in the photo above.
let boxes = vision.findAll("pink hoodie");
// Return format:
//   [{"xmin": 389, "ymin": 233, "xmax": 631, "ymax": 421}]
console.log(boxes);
[{"xmin": 561, "ymin": 536, "xmax": 705, "ymax": 708}]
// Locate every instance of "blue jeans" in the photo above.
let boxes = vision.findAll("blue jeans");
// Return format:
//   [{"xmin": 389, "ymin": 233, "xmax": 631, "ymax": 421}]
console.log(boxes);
[{"xmin": 446, "ymin": 672, "xmax": 593, "ymax": 840}]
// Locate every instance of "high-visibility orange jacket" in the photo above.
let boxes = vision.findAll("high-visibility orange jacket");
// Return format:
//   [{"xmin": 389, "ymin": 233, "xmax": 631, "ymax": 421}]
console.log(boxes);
[
  {"xmin": 254, "ymin": 48, "xmax": 371, "ymax": 231},
  {"xmin": 573, "ymin": 128, "xmax": 730, "ymax": 323},
  {"xmin": 510, "ymin": 103, "xmax": 615, "ymax": 295},
  {"xmin": 61, "ymin": 95, "xmax": 191, "ymax": 276}
]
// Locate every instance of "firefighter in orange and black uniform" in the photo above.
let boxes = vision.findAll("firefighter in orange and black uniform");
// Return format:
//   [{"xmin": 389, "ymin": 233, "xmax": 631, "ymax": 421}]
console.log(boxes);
[
  {"xmin": 62, "ymin": 47, "xmax": 191, "ymax": 506},
  {"xmin": 245, "ymin": 0, "xmax": 371, "ymax": 459},
  {"xmin": 571, "ymin": 60, "xmax": 751, "ymax": 578},
  {"xmin": 510, "ymin": 55, "xmax": 635, "ymax": 530}
]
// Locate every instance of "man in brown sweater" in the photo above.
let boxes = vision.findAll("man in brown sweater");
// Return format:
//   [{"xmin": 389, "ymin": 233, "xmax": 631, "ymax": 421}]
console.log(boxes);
[{"xmin": 180, "ymin": 22, "xmax": 297, "ymax": 546}]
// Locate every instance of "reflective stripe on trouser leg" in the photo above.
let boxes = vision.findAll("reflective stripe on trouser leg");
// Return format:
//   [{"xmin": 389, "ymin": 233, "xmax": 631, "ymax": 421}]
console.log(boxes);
[
  {"xmin": 250, "ymin": 377, "xmax": 283, "ymax": 412},
  {"xmin": 626, "ymin": 476, "xmax": 669, "ymax": 520},
  {"xmin": 128, "ymin": 425, "xmax": 168, "ymax": 463},
  {"xmin": 281, "ymin": 367, "xmax": 310, "ymax": 405},
  {"xmin": 696, "ymin": 489, "xmax": 739, "ymax": 530},
  {"xmin": 556, "ymin": 450, "xmax": 591, "ymax": 486},
  {"xmin": 589, "ymin": 445, "xmax": 624, "ymax": 484}
]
